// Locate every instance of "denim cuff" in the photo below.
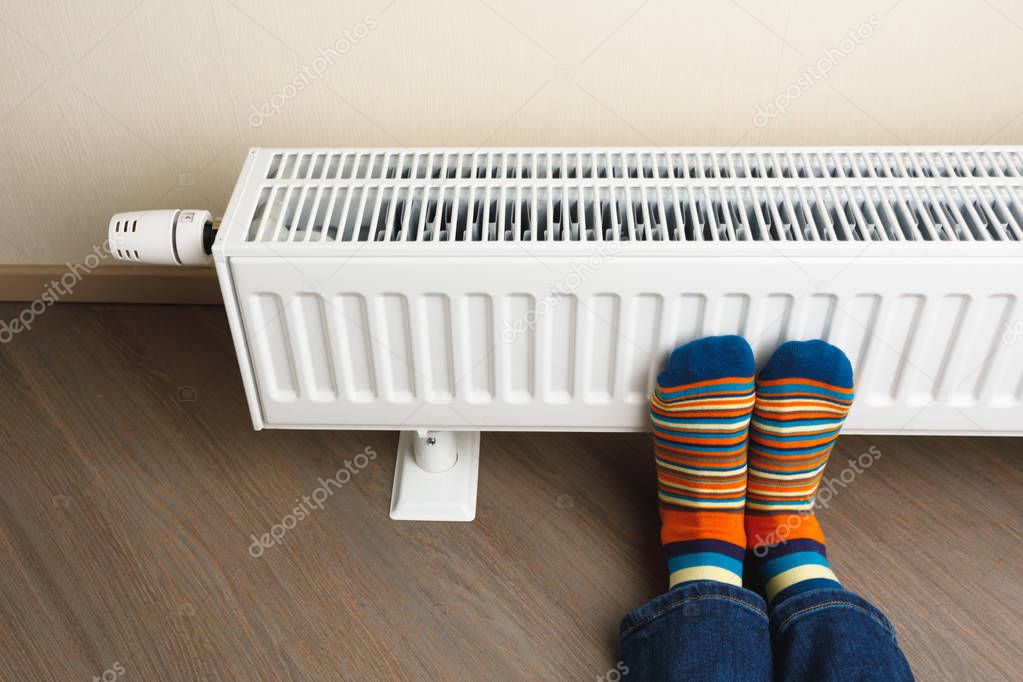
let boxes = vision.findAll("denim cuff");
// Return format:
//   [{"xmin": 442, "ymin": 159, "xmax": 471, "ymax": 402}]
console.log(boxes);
[
  {"xmin": 769, "ymin": 586, "xmax": 898, "ymax": 640},
  {"xmin": 620, "ymin": 580, "xmax": 768, "ymax": 640}
]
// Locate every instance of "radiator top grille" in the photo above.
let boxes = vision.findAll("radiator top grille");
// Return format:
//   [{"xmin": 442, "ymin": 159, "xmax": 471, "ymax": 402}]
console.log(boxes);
[{"xmin": 231, "ymin": 147, "xmax": 1023, "ymax": 245}]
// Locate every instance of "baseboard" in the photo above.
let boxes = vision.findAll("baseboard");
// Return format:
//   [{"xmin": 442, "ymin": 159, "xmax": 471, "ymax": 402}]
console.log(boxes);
[{"xmin": 0, "ymin": 265, "xmax": 222, "ymax": 304}]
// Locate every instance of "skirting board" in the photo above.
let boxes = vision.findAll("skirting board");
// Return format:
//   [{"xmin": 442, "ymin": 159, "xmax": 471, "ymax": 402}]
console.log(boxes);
[{"xmin": 0, "ymin": 265, "xmax": 221, "ymax": 305}]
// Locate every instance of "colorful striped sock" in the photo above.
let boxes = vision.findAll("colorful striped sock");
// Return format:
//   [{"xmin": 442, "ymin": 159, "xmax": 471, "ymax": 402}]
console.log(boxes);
[
  {"xmin": 745, "ymin": 340, "xmax": 854, "ymax": 605},
  {"xmin": 651, "ymin": 335, "xmax": 755, "ymax": 589}
]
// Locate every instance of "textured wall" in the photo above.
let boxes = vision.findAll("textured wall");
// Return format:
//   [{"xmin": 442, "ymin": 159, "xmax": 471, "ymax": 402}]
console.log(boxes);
[{"xmin": 2, "ymin": 0, "xmax": 1022, "ymax": 264}]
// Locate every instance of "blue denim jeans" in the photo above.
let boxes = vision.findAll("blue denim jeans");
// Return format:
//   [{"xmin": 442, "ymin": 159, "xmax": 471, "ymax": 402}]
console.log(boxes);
[{"xmin": 620, "ymin": 580, "xmax": 913, "ymax": 681}]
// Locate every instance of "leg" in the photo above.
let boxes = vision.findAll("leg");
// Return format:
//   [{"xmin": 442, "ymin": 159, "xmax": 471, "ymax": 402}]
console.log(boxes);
[
  {"xmin": 769, "ymin": 586, "xmax": 913, "ymax": 681},
  {"xmin": 745, "ymin": 340, "xmax": 912, "ymax": 680},
  {"xmin": 620, "ymin": 336, "xmax": 772, "ymax": 681},
  {"xmin": 620, "ymin": 581, "xmax": 772, "ymax": 682}
]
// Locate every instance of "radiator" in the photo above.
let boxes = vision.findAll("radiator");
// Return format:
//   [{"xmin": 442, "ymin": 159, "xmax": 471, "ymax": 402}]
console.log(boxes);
[{"xmin": 110, "ymin": 146, "xmax": 1023, "ymax": 520}]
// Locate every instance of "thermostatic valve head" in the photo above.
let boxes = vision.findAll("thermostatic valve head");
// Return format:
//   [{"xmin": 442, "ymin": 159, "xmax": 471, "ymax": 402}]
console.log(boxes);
[{"xmin": 108, "ymin": 209, "xmax": 214, "ymax": 266}]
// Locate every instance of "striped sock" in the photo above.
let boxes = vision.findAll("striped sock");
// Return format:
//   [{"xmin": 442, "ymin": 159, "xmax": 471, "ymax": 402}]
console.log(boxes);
[
  {"xmin": 745, "ymin": 340, "xmax": 854, "ymax": 605},
  {"xmin": 651, "ymin": 335, "xmax": 755, "ymax": 589}
]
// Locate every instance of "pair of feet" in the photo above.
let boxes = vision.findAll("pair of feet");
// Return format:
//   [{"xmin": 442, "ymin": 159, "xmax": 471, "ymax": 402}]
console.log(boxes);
[{"xmin": 651, "ymin": 336, "xmax": 854, "ymax": 605}]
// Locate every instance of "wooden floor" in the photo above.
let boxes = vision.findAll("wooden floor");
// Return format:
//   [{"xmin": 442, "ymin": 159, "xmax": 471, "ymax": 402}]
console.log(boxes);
[{"xmin": 0, "ymin": 304, "xmax": 1020, "ymax": 680}]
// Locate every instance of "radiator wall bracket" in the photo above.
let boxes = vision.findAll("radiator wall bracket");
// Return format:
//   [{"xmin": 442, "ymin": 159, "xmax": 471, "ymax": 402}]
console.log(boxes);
[{"xmin": 389, "ymin": 430, "xmax": 480, "ymax": 521}]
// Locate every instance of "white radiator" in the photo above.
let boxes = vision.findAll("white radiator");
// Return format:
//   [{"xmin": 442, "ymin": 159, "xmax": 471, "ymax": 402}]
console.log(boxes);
[{"xmin": 111, "ymin": 146, "xmax": 1023, "ymax": 520}]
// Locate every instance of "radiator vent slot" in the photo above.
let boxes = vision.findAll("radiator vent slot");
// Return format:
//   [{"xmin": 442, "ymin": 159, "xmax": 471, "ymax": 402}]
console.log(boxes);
[
  {"xmin": 245, "ymin": 183, "xmax": 1023, "ymax": 244},
  {"xmin": 263, "ymin": 149, "xmax": 1023, "ymax": 181}
]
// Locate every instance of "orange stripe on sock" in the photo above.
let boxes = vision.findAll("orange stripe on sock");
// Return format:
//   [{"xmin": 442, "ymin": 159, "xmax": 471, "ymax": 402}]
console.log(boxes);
[
  {"xmin": 651, "ymin": 408, "xmax": 755, "ymax": 419},
  {"xmin": 661, "ymin": 509, "xmax": 748, "ymax": 547},
  {"xmin": 658, "ymin": 433, "xmax": 750, "ymax": 447},
  {"xmin": 659, "ymin": 473, "xmax": 747, "ymax": 492},
  {"xmin": 745, "ymin": 512, "xmax": 826, "ymax": 548},
  {"xmin": 751, "ymin": 434, "xmax": 839, "ymax": 449},
  {"xmin": 658, "ymin": 376, "xmax": 755, "ymax": 391},
  {"xmin": 753, "ymin": 414, "xmax": 848, "ymax": 424},
  {"xmin": 656, "ymin": 443, "xmax": 748, "ymax": 458},
  {"xmin": 757, "ymin": 377, "xmax": 854, "ymax": 392}
]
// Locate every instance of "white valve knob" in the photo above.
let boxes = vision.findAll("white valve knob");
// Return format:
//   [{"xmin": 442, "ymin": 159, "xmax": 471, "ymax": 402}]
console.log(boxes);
[{"xmin": 108, "ymin": 209, "xmax": 214, "ymax": 266}]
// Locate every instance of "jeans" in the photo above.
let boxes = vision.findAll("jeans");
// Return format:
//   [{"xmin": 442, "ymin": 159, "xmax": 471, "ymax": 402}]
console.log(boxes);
[{"xmin": 619, "ymin": 580, "xmax": 913, "ymax": 681}]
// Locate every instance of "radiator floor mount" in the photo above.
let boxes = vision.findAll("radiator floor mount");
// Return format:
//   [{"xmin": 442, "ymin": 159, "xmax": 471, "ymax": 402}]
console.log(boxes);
[
  {"xmin": 390, "ymin": 430, "xmax": 480, "ymax": 522},
  {"xmin": 110, "ymin": 146, "xmax": 1023, "ymax": 521}
]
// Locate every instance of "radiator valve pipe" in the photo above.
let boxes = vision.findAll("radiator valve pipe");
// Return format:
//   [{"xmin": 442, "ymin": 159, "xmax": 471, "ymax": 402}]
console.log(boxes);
[{"xmin": 411, "ymin": 430, "xmax": 458, "ymax": 473}]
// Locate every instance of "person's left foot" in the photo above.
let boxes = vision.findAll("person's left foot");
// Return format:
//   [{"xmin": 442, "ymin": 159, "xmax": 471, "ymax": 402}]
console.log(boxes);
[
  {"xmin": 651, "ymin": 335, "xmax": 756, "ymax": 589},
  {"xmin": 745, "ymin": 340, "xmax": 854, "ymax": 605}
]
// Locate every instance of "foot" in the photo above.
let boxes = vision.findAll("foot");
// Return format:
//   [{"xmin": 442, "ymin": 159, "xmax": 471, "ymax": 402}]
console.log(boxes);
[
  {"xmin": 651, "ymin": 335, "xmax": 755, "ymax": 589},
  {"xmin": 745, "ymin": 340, "xmax": 854, "ymax": 604}
]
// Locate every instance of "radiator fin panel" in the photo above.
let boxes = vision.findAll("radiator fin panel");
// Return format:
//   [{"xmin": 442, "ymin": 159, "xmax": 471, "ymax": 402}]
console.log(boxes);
[
  {"xmin": 502, "ymin": 294, "xmax": 535, "ymax": 403},
  {"xmin": 248, "ymin": 293, "xmax": 299, "ymax": 402},
  {"xmin": 377, "ymin": 295, "xmax": 416, "ymax": 402},
  {"xmin": 229, "ymin": 260, "xmax": 1023, "ymax": 435},
  {"xmin": 544, "ymin": 294, "xmax": 577, "ymax": 403},
  {"xmin": 239, "ymin": 148, "xmax": 1023, "ymax": 246},
  {"xmin": 244, "ymin": 185, "xmax": 1023, "ymax": 245},
  {"xmin": 261, "ymin": 149, "xmax": 1023, "ymax": 182},
  {"xmin": 334, "ymin": 294, "xmax": 377, "ymax": 402},
  {"xmin": 462, "ymin": 294, "xmax": 496, "ymax": 404},
  {"xmin": 624, "ymin": 294, "xmax": 663, "ymax": 403},
  {"xmin": 582, "ymin": 294, "xmax": 619, "ymax": 403},
  {"xmin": 289, "ymin": 294, "xmax": 338, "ymax": 402},
  {"xmin": 420, "ymin": 294, "xmax": 454, "ymax": 402}
]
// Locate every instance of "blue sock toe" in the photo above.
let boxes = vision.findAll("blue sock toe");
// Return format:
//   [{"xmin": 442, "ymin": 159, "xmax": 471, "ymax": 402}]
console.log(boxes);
[
  {"xmin": 658, "ymin": 335, "xmax": 755, "ymax": 388},
  {"xmin": 758, "ymin": 339, "xmax": 854, "ymax": 389}
]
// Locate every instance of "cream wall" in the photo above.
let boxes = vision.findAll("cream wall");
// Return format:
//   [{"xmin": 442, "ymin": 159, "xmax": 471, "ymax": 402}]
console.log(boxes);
[{"xmin": 2, "ymin": 0, "xmax": 1022, "ymax": 265}]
